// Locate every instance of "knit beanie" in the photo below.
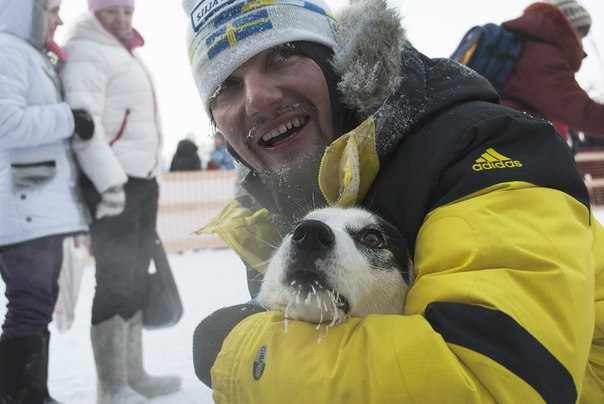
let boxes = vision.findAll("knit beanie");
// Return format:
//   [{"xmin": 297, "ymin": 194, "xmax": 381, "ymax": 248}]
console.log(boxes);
[
  {"xmin": 88, "ymin": 0, "xmax": 135, "ymax": 12},
  {"xmin": 183, "ymin": 0, "xmax": 340, "ymax": 116},
  {"xmin": 48, "ymin": 0, "xmax": 61, "ymax": 9},
  {"xmin": 544, "ymin": 0, "xmax": 592, "ymax": 35}
]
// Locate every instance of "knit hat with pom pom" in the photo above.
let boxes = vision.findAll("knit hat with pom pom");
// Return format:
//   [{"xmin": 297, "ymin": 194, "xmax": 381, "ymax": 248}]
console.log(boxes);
[{"xmin": 545, "ymin": 0, "xmax": 592, "ymax": 36}]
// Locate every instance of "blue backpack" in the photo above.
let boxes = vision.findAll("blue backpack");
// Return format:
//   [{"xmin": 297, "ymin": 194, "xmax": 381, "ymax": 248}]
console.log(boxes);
[{"xmin": 450, "ymin": 23, "xmax": 523, "ymax": 95}]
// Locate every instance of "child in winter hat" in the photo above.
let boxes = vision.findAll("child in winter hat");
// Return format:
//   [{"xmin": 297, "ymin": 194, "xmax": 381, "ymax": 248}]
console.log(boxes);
[
  {"xmin": 544, "ymin": 0, "xmax": 592, "ymax": 37},
  {"xmin": 183, "ymin": 0, "xmax": 340, "ymax": 116},
  {"xmin": 88, "ymin": 0, "xmax": 134, "ymax": 11}
]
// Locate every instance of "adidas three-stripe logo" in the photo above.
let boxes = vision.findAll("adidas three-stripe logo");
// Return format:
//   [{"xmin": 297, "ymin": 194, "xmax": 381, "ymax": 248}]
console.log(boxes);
[{"xmin": 472, "ymin": 148, "xmax": 523, "ymax": 171}]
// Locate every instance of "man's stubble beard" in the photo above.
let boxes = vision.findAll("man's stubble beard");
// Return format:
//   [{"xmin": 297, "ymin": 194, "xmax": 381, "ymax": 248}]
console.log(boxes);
[
  {"xmin": 256, "ymin": 140, "xmax": 329, "ymax": 211},
  {"xmin": 257, "ymin": 150, "xmax": 322, "ymax": 197}
]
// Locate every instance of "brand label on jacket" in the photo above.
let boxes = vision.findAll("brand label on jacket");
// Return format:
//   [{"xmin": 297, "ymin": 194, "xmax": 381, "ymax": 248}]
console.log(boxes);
[
  {"xmin": 253, "ymin": 345, "xmax": 268, "ymax": 380},
  {"xmin": 473, "ymin": 148, "xmax": 523, "ymax": 171}
]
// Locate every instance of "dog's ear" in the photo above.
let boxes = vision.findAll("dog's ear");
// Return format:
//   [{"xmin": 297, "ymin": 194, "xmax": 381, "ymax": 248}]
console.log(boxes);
[{"xmin": 378, "ymin": 217, "xmax": 413, "ymax": 284}]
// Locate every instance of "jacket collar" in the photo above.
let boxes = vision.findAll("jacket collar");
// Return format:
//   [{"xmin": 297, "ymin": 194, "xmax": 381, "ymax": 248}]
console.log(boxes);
[{"xmin": 503, "ymin": 2, "xmax": 585, "ymax": 71}]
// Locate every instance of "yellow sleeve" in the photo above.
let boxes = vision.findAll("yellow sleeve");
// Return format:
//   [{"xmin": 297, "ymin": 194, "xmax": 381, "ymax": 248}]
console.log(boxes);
[
  {"xmin": 581, "ymin": 214, "xmax": 604, "ymax": 402},
  {"xmin": 209, "ymin": 184, "xmax": 595, "ymax": 403}
]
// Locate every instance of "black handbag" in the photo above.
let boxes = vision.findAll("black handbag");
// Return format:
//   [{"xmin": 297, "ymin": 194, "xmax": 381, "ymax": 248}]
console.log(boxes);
[{"xmin": 143, "ymin": 236, "xmax": 184, "ymax": 330}]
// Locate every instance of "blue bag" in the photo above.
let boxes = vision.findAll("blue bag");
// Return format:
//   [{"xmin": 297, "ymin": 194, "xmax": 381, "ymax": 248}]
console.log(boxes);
[{"xmin": 450, "ymin": 23, "xmax": 523, "ymax": 95}]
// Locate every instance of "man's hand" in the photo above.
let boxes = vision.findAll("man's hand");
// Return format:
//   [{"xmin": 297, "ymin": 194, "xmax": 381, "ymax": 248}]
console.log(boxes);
[
  {"xmin": 71, "ymin": 109, "xmax": 94, "ymax": 140},
  {"xmin": 96, "ymin": 185, "xmax": 125, "ymax": 219}
]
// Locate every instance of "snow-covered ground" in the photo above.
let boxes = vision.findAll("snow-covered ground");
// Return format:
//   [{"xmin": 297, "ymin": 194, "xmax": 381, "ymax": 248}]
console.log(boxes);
[
  {"xmin": 0, "ymin": 247, "xmax": 248, "ymax": 404},
  {"xmin": 1, "ymin": 210, "xmax": 603, "ymax": 403}
]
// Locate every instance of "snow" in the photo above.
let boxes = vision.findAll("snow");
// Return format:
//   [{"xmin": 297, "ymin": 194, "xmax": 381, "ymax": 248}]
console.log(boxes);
[
  {"xmin": 0, "ymin": 247, "xmax": 248, "ymax": 404},
  {"xmin": 1, "ymin": 210, "xmax": 603, "ymax": 403}
]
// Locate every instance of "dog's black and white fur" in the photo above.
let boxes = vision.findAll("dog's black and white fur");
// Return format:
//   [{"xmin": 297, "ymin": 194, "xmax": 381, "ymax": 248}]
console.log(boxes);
[{"xmin": 257, "ymin": 207, "xmax": 414, "ymax": 325}]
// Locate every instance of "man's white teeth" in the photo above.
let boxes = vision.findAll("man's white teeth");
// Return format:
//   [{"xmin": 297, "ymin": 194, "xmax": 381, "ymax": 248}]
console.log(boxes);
[{"xmin": 261, "ymin": 117, "xmax": 306, "ymax": 142}]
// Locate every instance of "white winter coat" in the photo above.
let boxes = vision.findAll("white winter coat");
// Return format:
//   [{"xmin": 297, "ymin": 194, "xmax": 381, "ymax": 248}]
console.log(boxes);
[
  {"xmin": 61, "ymin": 12, "xmax": 162, "ymax": 193},
  {"xmin": 0, "ymin": 0, "xmax": 88, "ymax": 246}
]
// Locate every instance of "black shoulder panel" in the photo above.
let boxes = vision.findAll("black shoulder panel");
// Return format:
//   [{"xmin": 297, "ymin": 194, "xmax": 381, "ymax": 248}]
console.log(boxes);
[
  {"xmin": 430, "ymin": 102, "xmax": 589, "ymax": 210},
  {"xmin": 365, "ymin": 101, "xmax": 589, "ymax": 253},
  {"xmin": 426, "ymin": 302, "xmax": 576, "ymax": 403}
]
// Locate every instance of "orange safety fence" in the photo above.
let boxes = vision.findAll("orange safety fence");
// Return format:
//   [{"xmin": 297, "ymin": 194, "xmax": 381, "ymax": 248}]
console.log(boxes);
[
  {"xmin": 157, "ymin": 150, "xmax": 604, "ymax": 253},
  {"xmin": 575, "ymin": 148, "xmax": 604, "ymax": 208},
  {"xmin": 157, "ymin": 170, "xmax": 236, "ymax": 253}
]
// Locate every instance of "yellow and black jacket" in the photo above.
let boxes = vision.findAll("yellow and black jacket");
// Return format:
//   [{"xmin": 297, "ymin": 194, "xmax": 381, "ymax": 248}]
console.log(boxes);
[{"xmin": 194, "ymin": 1, "xmax": 604, "ymax": 402}]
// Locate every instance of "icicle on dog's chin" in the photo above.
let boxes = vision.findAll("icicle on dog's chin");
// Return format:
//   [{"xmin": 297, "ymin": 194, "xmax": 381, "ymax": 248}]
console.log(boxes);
[{"xmin": 282, "ymin": 281, "xmax": 349, "ymax": 343}]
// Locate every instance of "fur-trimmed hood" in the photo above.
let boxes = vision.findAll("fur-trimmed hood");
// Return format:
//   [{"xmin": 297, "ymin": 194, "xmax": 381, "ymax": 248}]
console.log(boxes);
[
  {"xmin": 332, "ymin": 0, "xmax": 496, "ymax": 160},
  {"xmin": 200, "ymin": 0, "xmax": 500, "ymax": 269},
  {"xmin": 332, "ymin": 0, "xmax": 406, "ymax": 120},
  {"xmin": 503, "ymin": 2, "xmax": 585, "ymax": 71},
  {"xmin": 236, "ymin": 0, "xmax": 497, "ymax": 209}
]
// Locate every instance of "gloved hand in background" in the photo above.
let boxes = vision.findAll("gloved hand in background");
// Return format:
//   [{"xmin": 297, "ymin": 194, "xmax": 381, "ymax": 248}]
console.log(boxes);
[
  {"xmin": 96, "ymin": 185, "xmax": 126, "ymax": 219},
  {"xmin": 71, "ymin": 109, "xmax": 94, "ymax": 140}
]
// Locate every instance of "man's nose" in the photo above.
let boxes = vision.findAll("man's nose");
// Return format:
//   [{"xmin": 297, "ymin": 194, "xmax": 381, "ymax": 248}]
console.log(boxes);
[{"xmin": 244, "ymin": 72, "xmax": 283, "ymax": 117}]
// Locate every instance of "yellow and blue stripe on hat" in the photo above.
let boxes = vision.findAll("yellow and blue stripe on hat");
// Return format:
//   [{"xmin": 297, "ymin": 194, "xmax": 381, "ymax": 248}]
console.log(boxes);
[{"xmin": 185, "ymin": 0, "xmax": 340, "ymax": 116}]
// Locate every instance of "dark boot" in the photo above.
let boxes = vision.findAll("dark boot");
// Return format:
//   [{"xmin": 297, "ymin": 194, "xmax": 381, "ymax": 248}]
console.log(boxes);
[
  {"xmin": 41, "ymin": 332, "xmax": 62, "ymax": 404},
  {"xmin": 0, "ymin": 334, "xmax": 47, "ymax": 404}
]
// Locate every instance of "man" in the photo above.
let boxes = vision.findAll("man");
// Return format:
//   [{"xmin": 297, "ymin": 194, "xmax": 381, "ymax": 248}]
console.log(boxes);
[
  {"xmin": 170, "ymin": 136, "xmax": 202, "ymax": 171},
  {"xmin": 185, "ymin": 0, "xmax": 604, "ymax": 402},
  {"xmin": 501, "ymin": 0, "xmax": 604, "ymax": 141},
  {"xmin": 0, "ymin": 0, "xmax": 94, "ymax": 402}
]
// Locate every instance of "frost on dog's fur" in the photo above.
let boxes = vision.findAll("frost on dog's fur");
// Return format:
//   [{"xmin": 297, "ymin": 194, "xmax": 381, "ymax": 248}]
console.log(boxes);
[{"xmin": 257, "ymin": 207, "xmax": 413, "ymax": 337}]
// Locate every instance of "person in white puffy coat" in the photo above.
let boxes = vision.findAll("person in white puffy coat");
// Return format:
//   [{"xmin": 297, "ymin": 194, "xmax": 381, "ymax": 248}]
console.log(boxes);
[
  {"xmin": 60, "ymin": 1, "xmax": 181, "ymax": 403},
  {"xmin": 0, "ymin": 0, "xmax": 94, "ymax": 402}
]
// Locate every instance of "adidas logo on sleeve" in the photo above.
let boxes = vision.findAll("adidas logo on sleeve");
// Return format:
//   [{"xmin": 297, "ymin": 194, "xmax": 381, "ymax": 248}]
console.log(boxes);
[{"xmin": 472, "ymin": 148, "xmax": 523, "ymax": 171}]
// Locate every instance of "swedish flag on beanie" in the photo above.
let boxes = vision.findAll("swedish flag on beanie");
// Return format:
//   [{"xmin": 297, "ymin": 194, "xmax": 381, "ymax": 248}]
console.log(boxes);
[{"xmin": 183, "ymin": 0, "xmax": 340, "ymax": 116}]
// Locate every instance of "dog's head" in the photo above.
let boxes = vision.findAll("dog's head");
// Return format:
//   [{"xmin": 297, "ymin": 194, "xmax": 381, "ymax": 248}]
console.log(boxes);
[{"xmin": 257, "ymin": 207, "xmax": 413, "ymax": 324}]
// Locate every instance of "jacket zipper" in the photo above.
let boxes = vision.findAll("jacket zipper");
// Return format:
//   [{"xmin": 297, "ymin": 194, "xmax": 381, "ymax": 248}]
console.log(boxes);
[
  {"xmin": 109, "ymin": 109, "xmax": 131, "ymax": 146},
  {"xmin": 139, "ymin": 61, "xmax": 162, "ymax": 178}
]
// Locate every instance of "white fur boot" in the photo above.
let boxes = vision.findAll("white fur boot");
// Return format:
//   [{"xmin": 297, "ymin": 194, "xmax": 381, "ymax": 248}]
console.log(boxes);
[
  {"xmin": 91, "ymin": 316, "xmax": 148, "ymax": 404},
  {"xmin": 127, "ymin": 311, "xmax": 182, "ymax": 398}
]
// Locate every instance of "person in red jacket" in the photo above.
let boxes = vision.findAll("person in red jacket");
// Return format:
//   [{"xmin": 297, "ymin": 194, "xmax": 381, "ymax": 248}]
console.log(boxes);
[{"xmin": 501, "ymin": 0, "xmax": 604, "ymax": 141}]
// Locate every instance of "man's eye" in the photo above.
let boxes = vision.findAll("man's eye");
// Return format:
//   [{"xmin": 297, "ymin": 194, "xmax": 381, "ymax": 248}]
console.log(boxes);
[
  {"xmin": 210, "ymin": 78, "xmax": 238, "ymax": 101},
  {"xmin": 271, "ymin": 45, "xmax": 300, "ymax": 63}
]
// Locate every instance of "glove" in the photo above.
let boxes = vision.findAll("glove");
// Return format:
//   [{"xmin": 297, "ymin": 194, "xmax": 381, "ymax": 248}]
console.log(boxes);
[
  {"xmin": 71, "ymin": 109, "xmax": 94, "ymax": 140},
  {"xmin": 193, "ymin": 304, "xmax": 267, "ymax": 388},
  {"xmin": 95, "ymin": 185, "xmax": 126, "ymax": 219}
]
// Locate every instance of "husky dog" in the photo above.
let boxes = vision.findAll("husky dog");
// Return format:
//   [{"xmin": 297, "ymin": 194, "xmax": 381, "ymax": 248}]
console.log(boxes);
[{"xmin": 257, "ymin": 207, "xmax": 414, "ymax": 325}]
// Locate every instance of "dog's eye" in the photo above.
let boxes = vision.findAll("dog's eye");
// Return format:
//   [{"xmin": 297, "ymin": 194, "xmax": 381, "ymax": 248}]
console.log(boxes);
[{"xmin": 361, "ymin": 230, "xmax": 384, "ymax": 248}]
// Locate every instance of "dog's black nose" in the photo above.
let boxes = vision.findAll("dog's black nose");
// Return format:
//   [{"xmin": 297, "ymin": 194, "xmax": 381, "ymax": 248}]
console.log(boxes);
[{"xmin": 292, "ymin": 220, "xmax": 335, "ymax": 251}]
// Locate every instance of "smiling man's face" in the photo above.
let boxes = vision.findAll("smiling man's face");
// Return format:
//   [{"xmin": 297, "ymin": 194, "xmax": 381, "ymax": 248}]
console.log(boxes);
[{"xmin": 210, "ymin": 44, "xmax": 333, "ymax": 197}]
